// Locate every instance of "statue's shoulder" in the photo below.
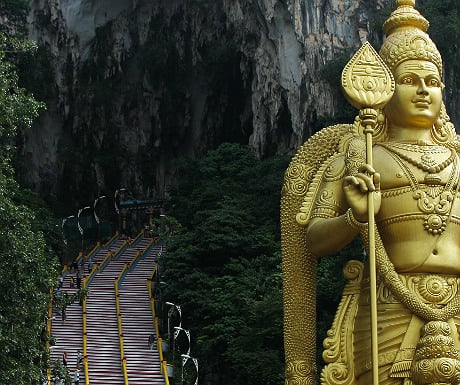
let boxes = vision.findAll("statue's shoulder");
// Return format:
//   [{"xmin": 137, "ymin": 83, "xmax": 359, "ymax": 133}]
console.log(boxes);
[
  {"xmin": 282, "ymin": 123, "xmax": 353, "ymax": 198},
  {"xmin": 281, "ymin": 123, "xmax": 355, "ymax": 225}
]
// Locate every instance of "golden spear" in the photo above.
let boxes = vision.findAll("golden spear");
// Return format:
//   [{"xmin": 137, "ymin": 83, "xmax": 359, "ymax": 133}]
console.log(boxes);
[{"xmin": 341, "ymin": 41, "xmax": 395, "ymax": 385}]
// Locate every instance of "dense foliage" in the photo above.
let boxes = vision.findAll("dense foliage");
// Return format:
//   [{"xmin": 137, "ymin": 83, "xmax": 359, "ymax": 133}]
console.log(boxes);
[
  {"xmin": 0, "ymin": 1, "xmax": 457, "ymax": 384},
  {"xmin": 160, "ymin": 144, "xmax": 288, "ymax": 385},
  {"xmin": 159, "ymin": 143, "xmax": 363, "ymax": 384},
  {"xmin": 0, "ymin": 34, "xmax": 59, "ymax": 383}
]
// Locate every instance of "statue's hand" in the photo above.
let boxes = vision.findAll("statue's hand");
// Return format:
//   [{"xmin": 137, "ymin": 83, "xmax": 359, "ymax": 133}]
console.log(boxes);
[{"xmin": 343, "ymin": 164, "xmax": 381, "ymax": 222}]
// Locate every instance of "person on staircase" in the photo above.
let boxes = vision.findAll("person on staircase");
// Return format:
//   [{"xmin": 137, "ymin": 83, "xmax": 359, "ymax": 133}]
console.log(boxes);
[{"xmin": 73, "ymin": 369, "xmax": 79, "ymax": 385}]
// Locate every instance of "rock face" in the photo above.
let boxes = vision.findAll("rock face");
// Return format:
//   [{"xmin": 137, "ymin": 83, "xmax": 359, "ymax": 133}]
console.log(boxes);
[{"xmin": 17, "ymin": 0, "xmax": 457, "ymax": 206}]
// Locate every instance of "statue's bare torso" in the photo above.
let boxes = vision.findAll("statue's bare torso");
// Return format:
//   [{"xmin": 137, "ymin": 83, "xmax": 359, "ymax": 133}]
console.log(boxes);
[{"xmin": 373, "ymin": 143, "xmax": 460, "ymax": 273}]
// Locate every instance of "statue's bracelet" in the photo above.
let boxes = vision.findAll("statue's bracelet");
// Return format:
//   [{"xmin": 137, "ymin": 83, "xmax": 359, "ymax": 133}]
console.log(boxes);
[{"xmin": 345, "ymin": 208, "xmax": 368, "ymax": 230}]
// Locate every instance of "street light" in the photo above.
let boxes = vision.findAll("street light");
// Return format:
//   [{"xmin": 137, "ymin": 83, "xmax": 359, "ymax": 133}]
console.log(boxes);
[
  {"xmin": 61, "ymin": 215, "xmax": 75, "ymax": 245},
  {"xmin": 181, "ymin": 354, "xmax": 198, "ymax": 385},
  {"xmin": 78, "ymin": 206, "xmax": 91, "ymax": 253},
  {"xmin": 114, "ymin": 188, "xmax": 127, "ymax": 233},
  {"xmin": 165, "ymin": 302, "xmax": 182, "ymax": 346},
  {"xmin": 93, "ymin": 195, "xmax": 106, "ymax": 243},
  {"xmin": 174, "ymin": 326, "xmax": 191, "ymax": 357}
]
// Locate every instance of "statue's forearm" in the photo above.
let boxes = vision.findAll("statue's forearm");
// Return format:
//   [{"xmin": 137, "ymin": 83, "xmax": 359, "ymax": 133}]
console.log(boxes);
[{"xmin": 306, "ymin": 214, "xmax": 360, "ymax": 257}]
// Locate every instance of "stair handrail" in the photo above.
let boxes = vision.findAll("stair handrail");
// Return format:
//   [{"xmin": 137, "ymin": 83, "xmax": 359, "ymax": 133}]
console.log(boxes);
[
  {"xmin": 147, "ymin": 266, "xmax": 171, "ymax": 385},
  {"xmin": 129, "ymin": 229, "xmax": 144, "ymax": 246},
  {"xmin": 82, "ymin": 276, "xmax": 90, "ymax": 385},
  {"xmin": 112, "ymin": 240, "xmax": 129, "ymax": 260},
  {"xmin": 46, "ymin": 287, "xmax": 53, "ymax": 385},
  {"xmin": 118, "ymin": 238, "xmax": 155, "ymax": 286},
  {"xmin": 103, "ymin": 231, "xmax": 120, "ymax": 249},
  {"xmin": 84, "ymin": 249, "xmax": 112, "ymax": 286},
  {"xmin": 115, "ymin": 270, "xmax": 130, "ymax": 385},
  {"xmin": 85, "ymin": 242, "xmax": 101, "ymax": 262},
  {"xmin": 118, "ymin": 252, "xmax": 140, "ymax": 286}
]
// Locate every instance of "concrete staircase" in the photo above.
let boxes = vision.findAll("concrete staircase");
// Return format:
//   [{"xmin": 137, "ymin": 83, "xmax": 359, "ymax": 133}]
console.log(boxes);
[
  {"xmin": 49, "ymin": 235, "xmax": 166, "ymax": 385},
  {"xmin": 119, "ymin": 244, "xmax": 165, "ymax": 384}
]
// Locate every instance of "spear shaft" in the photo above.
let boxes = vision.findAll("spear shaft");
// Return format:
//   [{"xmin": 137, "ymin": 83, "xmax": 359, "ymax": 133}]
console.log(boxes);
[
  {"xmin": 362, "ymin": 110, "xmax": 379, "ymax": 385},
  {"xmin": 341, "ymin": 42, "xmax": 394, "ymax": 385}
]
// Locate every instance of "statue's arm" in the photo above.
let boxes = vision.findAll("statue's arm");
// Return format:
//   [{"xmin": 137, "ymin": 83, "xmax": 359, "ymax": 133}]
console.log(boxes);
[
  {"xmin": 306, "ymin": 216, "xmax": 359, "ymax": 257},
  {"xmin": 306, "ymin": 159, "xmax": 380, "ymax": 256},
  {"xmin": 304, "ymin": 172, "xmax": 359, "ymax": 256}
]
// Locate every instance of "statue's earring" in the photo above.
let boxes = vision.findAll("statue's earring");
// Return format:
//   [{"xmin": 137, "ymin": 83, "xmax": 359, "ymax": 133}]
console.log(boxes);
[
  {"xmin": 432, "ymin": 117, "xmax": 449, "ymax": 143},
  {"xmin": 432, "ymin": 103, "xmax": 455, "ymax": 143},
  {"xmin": 372, "ymin": 109, "xmax": 388, "ymax": 143}
]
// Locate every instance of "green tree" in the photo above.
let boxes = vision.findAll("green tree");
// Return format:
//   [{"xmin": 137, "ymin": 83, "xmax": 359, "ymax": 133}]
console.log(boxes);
[
  {"xmin": 0, "ymin": 34, "xmax": 58, "ymax": 384},
  {"xmin": 161, "ymin": 143, "xmax": 288, "ymax": 385}
]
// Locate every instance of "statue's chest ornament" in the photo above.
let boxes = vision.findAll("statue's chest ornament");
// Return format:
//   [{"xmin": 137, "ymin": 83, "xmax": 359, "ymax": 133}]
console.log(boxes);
[{"xmin": 377, "ymin": 142, "xmax": 459, "ymax": 235}]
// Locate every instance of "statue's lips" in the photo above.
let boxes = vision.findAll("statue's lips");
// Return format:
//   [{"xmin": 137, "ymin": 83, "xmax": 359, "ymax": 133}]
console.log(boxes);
[{"xmin": 413, "ymin": 99, "xmax": 431, "ymax": 108}]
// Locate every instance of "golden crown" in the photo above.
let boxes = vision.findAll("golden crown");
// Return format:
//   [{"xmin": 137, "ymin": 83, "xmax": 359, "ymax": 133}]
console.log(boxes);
[{"xmin": 379, "ymin": 0, "xmax": 442, "ymax": 76}]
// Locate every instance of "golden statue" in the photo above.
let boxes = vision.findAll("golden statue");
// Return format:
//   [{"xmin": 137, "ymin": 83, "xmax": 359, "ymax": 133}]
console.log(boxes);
[{"xmin": 281, "ymin": 1, "xmax": 460, "ymax": 385}]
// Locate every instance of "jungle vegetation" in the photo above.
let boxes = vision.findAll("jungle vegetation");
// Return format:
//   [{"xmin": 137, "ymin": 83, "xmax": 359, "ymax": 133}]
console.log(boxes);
[{"xmin": 0, "ymin": 1, "xmax": 459, "ymax": 384}]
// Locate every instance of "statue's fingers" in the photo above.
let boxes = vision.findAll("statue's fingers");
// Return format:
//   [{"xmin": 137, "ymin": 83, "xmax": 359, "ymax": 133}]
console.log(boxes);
[
  {"xmin": 358, "ymin": 164, "xmax": 376, "ymax": 175},
  {"xmin": 356, "ymin": 173, "xmax": 376, "ymax": 192},
  {"xmin": 373, "ymin": 173, "xmax": 381, "ymax": 192},
  {"xmin": 353, "ymin": 176, "xmax": 370, "ymax": 192},
  {"xmin": 343, "ymin": 175, "xmax": 359, "ymax": 188}
]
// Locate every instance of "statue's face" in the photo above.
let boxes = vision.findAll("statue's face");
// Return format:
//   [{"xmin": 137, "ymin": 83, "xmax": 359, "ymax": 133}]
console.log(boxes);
[{"xmin": 384, "ymin": 59, "xmax": 443, "ymax": 130}]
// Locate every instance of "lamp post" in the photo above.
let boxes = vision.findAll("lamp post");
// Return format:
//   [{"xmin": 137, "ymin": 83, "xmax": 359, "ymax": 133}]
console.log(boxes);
[
  {"xmin": 93, "ymin": 195, "xmax": 106, "ymax": 243},
  {"xmin": 61, "ymin": 215, "xmax": 75, "ymax": 245},
  {"xmin": 180, "ymin": 354, "xmax": 198, "ymax": 385},
  {"xmin": 165, "ymin": 302, "xmax": 182, "ymax": 346},
  {"xmin": 114, "ymin": 188, "xmax": 127, "ymax": 234},
  {"xmin": 159, "ymin": 214, "xmax": 166, "ymax": 240},
  {"xmin": 174, "ymin": 326, "xmax": 190, "ymax": 355},
  {"xmin": 77, "ymin": 206, "xmax": 91, "ymax": 254}
]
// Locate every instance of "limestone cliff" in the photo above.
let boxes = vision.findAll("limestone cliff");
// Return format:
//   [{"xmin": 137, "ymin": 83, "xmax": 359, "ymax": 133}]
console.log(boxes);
[{"xmin": 14, "ymin": 0, "xmax": 459, "ymax": 207}]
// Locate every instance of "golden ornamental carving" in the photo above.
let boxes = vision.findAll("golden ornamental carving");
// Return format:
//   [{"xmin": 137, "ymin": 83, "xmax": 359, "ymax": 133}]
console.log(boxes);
[
  {"xmin": 282, "ymin": 163, "xmax": 310, "ymax": 197},
  {"xmin": 341, "ymin": 42, "xmax": 395, "ymax": 111},
  {"xmin": 321, "ymin": 261, "xmax": 364, "ymax": 385},
  {"xmin": 285, "ymin": 360, "xmax": 317, "ymax": 385},
  {"xmin": 281, "ymin": 1, "xmax": 460, "ymax": 385},
  {"xmin": 292, "ymin": 125, "xmax": 353, "ymax": 225},
  {"xmin": 411, "ymin": 321, "xmax": 460, "ymax": 384}
]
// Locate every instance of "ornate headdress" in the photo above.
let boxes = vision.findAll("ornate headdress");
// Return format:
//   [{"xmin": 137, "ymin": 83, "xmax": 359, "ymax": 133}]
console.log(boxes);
[
  {"xmin": 377, "ymin": 0, "xmax": 456, "ymax": 143},
  {"xmin": 379, "ymin": 0, "xmax": 442, "ymax": 76}
]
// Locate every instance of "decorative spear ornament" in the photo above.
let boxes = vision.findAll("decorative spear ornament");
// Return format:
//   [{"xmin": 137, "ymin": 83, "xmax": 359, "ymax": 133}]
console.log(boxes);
[{"xmin": 341, "ymin": 41, "xmax": 395, "ymax": 385}]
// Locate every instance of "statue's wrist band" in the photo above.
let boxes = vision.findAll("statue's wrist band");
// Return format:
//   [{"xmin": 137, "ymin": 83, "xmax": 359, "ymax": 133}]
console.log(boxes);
[{"xmin": 345, "ymin": 208, "xmax": 368, "ymax": 230}]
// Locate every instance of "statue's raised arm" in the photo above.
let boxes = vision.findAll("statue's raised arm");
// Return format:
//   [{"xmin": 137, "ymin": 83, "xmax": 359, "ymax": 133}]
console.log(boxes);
[{"xmin": 281, "ymin": 1, "xmax": 460, "ymax": 385}]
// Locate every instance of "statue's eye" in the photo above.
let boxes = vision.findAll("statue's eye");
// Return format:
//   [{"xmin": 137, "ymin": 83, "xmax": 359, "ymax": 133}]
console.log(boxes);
[
  {"xmin": 428, "ymin": 78, "xmax": 440, "ymax": 87},
  {"xmin": 401, "ymin": 77, "xmax": 414, "ymax": 85}
]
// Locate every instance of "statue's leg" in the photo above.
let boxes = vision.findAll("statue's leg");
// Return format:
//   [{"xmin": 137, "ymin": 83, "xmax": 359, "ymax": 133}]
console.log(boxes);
[
  {"xmin": 356, "ymin": 365, "xmax": 404, "ymax": 385},
  {"xmin": 320, "ymin": 260, "xmax": 364, "ymax": 385},
  {"xmin": 354, "ymin": 301, "xmax": 413, "ymax": 385}
]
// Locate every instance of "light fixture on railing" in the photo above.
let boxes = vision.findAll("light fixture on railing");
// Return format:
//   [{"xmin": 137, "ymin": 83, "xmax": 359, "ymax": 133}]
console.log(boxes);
[
  {"xmin": 165, "ymin": 302, "xmax": 182, "ymax": 348},
  {"xmin": 181, "ymin": 354, "xmax": 198, "ymax": 385},
  {"xmin": 78, "ymin": 206, "xmax": 91, "ymax": 252},
  {"xmin": 114, "ymin": 189, "xmax": 127, "ymax": 215},
  {"xmin": 93, "ymin": 195, "xmax": 106, "ymax": 242},
  {"xmin": 174, "ymin": 326, "xmax": 191, "ymax": 356},
  {"xmin": 61, "ymin": 215, "xmax": 75, "ymax": 245},
  {"xmin": 114, "ymin": 188, "xmax": 127, "ymax": 233}
]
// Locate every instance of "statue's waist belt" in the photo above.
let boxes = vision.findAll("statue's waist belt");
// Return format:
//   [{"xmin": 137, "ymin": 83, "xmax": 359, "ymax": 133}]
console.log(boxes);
[{"xmin": 360, "ymin": 273, "xmax": 460, "ymax": 306}]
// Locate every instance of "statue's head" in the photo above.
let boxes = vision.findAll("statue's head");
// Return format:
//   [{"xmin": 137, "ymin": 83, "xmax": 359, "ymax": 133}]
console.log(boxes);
[
  {"xmin": 379, "ymin": 0, "xmax": 442, "ymax": 77},
  {"xmin": 376, "ymin": 0, "xmax": 455, "ymax": 143}
]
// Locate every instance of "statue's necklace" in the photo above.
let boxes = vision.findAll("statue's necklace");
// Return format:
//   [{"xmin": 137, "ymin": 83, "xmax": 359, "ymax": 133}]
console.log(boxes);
[
  {"xmin": 379, "ymin": 142, "xmax": 456, "ymax": 185},
  {"xmin": 378, "ymin": 143, "xmax": 459, "ymax": 235}
]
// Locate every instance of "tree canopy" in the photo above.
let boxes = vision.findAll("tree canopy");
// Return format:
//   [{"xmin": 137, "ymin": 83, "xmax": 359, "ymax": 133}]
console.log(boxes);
[
  {"xmin": 159, "ymin": 143, "xmax": 366, "ymax": 384},
  {"xmin": 160, "ymin": 143, "xmax": 288, "ymax": 385},
  {"xmin": 0, "ymin": 34, "xmax": 59, "ymax": 384}
]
